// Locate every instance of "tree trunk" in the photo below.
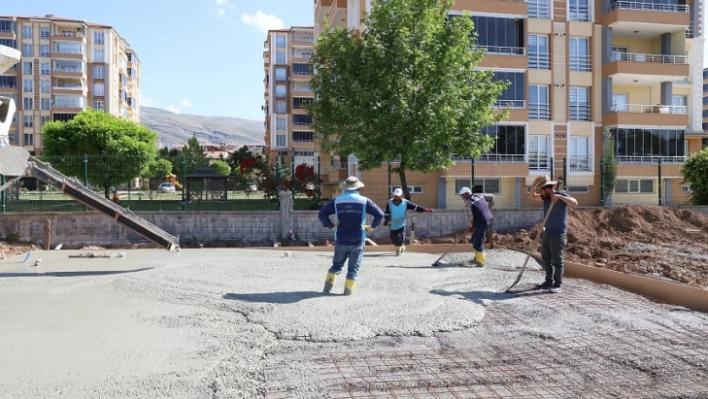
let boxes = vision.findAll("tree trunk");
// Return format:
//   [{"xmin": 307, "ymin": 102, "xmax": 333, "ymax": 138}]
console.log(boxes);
[
  {"xmin": 104, "ymin": 185, "xmax": 110, "ymax": 199},
  {"xmin": 397, "ymin": 162, "xmax": 411, "ymax": 201}
]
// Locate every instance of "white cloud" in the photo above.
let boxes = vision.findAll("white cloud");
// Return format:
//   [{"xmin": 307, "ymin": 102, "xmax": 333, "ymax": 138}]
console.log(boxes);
[
  {"xmin": 214, "ymin": 0, "xmax": 232, "ymax": 5},
  {"xmin": 210, "ymin": 0, "xmax": 234, "ymax": 19},
  {"xmin": 241, "ymin": 11, "xmax": 284, "ymax": 35},
  {"xmin": 139, "ymin": 93, "xmax": 155, "ymax": 107},
  {"xmin": 165, "ymin": 106, "xmax": 180, "ymax": 114},
  {"xmin": 178, "ymin": 98, "xmax": 193, "ymax": 108}
]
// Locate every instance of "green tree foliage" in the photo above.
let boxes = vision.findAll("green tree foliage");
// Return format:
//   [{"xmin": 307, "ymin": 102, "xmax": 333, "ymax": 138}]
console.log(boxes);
[
  {"xmin": 140, "ymin": 158, "xmax": 173, "ymax": 191},
  {"xmin": 260, "ymin": 158, "xmax": 291, "ymax": 202},
  {"xmin": 307, "ymin": 0, "xmax": 508, "ymax": 199},
  {"xmin": 601, "ymin": 126, "xmax": 617, "ymax": 205},
  {"xmin": 182, "ymin": 135, "xmax": 210, "ymax": 175},
  {"xmin": 210, "ymin": 160, "xmax": 231, "ymax": 176},
  {"xmin": 42, "ymin": 109, "xmax": 157, "ymax": 198},
  {"xmin": 157, "ymin": 147, "xmax": 182, "ymax": 175},
  {"xmin": 227, "ymin": 146, "xmax": 267, "ymax": 192},
  {"xmin": 681, "ymin": 148, "xmax": 708, "ymax": 205}
]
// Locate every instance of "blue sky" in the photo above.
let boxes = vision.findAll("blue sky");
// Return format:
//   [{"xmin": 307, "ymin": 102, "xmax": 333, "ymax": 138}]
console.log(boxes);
[{"xmin": 4, "ymin": 0, "xmax": 313, "ymax": 121}]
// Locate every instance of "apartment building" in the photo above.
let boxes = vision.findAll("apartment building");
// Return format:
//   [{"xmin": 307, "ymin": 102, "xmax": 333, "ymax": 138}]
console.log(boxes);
[
  {"xmin": 0, "ymin": 14, "xmax": 140, "ymax": 155},
  {"xmin": 262, "ymin": 26, "xmax": 316, "ymax": 168},
  {"xmin": 311, "ymin": 0, "xmax": 705, "ymax": 208}
]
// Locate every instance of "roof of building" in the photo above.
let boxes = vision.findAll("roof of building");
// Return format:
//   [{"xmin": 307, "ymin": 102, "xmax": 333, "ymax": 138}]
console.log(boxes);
[{"xmin": 0, "ymin": 14, "xmax": 112, "ymax": 28}]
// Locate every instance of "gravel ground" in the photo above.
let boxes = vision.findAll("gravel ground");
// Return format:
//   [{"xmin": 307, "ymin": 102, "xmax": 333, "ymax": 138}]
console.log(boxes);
[{"xmin": 1, "ymin": 247, "xmax": 706, "ymax": 399}]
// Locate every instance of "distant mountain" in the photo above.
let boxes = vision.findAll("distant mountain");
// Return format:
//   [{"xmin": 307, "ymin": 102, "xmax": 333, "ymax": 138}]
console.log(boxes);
[{"xmin": 140, "ymin": 107, "xmax": 264, "ymax": 147}]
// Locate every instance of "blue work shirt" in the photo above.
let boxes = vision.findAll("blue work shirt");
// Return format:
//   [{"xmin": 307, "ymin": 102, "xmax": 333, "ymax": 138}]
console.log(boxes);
[
  {"xmin": 542, "ymin": 191, "xmax": 570, "ymax": 234},
  {"xmin": 318, "ymin": 190, "xmax": 384, "ymax": 245}
]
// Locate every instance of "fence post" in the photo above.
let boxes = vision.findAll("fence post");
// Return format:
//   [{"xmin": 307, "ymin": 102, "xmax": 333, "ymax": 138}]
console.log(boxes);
[
  {"xmin": 83, "ymin": 154, "xmax": 88, "ymax": 212},
  {"xmin": 181, "ymin": 154, "xmax": 186, "ymax": 211},
  {"xmin": 470, "ymin": 158, "xmax": 475, "ymax": 192},
  {"xmin": 563, "ymin": 157, "xmax": 567, "ymax": 188},
  {"xmin": 549, "ymin": 157, "xmax": 554, "ymax": 181},
  {"xmin": 657, "ymin": 158, "xmax": 662, "ymax": 206},
  {"xmin": 387, "ymin": 162, "xmax": 391, "ymax": 198},
  {"xmin": 1, "ymin": 174, "xmax": 5, "ymax": 214},
  {"xmin": 600, "ymin": 158, "xmax": 605, "ymax": 206},
  {"xmin": 291, "ymin": 155, "xmax": 296, "ymax": 199}
]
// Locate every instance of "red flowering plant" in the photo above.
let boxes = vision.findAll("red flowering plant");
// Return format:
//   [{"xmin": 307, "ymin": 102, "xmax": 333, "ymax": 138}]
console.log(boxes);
[
  {"xmin": 259, "ymin": 159, "xmax": 291, "ymax": 201},
  {"xmin": 292, "ymin": 163, "xmax": 322, "ymax": 207},
  {"xmin": 227, "ymin": 147, "xmax": 266, "ymax": 196}
]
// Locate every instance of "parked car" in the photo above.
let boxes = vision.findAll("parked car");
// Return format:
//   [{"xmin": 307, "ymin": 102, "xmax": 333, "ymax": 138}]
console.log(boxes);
[{"xmin": 158, "ymin": 183, "xmax": 176, "ymax": 193}]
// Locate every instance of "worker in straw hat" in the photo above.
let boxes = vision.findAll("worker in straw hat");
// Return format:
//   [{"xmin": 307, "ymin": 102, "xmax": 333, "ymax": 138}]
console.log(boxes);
[
  {"xmin": 318, "ymin": 176, "xmax": 384, "ymax": 295},
  {"xmin": 529, "ymin": 175, "xmax": 578, "ymax": 293},
  {"xmin": 458, "ymin": 186, "xmax": 493, "ymax": 267},
  {"xmin": 384, "ymin": 187, "xmax": 432, "ymax": 256}
]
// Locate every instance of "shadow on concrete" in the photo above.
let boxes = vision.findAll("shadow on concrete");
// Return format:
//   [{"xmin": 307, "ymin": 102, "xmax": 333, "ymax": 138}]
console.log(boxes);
[
  {"xmin": 0, "ymin": 268, "xmax": 153, "ymax": 278},
  {"xmin": 430, "ymin": 288, "xmax": 548, "ymax": 305},
  {"xmin": 223, "ymin": 291, "xmax": 333, "ymax": 304},
  {"xmin": 386, "ymin": 263, "xmax": 460, "ymax": 269}
]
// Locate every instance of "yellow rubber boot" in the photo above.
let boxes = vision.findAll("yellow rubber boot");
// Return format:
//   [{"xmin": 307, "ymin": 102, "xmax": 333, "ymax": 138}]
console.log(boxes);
[
  {"xmin": 344, "ymin": 279, "xmax": 356, "ymax": 296},
  {"xmin": 395, "ymin": 246, "xmax": 401, "ymax": 256},
  {"xmin": 475, "ymin": 251, "xmax": 486, "ymax": 267},
  {"xmin": 323, "ymin": 272, "xmax": 337, "ymax": 294}
]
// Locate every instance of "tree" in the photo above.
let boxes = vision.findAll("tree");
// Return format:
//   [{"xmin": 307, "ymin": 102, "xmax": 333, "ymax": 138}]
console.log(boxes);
[
  {"xmin": 140, "ymin": 158, "xmax": 173, "ymax": 196},
  {"xmin": 681, "ymin": 147, "xmax": 708, "ymax": 205},
  {"xmin": 157, "ymin": 147, "xmax": 182, "ymax": 175},
  {"xmin": 260, "ymin": 158, "xmax": 291, "ymax": 203},
  {"xmin": 182, "ymin": 135, "xmax": 209, "ymax": 175},
  {"xmin": 601, "ymin": 126, "xmax": 617, "ymax": 205},
  {"xmin": 42, "ymin": 109, "xmax": 157, "ymax": 198},
  {"xmin": 307, "ymin": 0, "xmax": 508, "ymax": 199},
  {"xmin": 210, "ymin": 160, "xmax": 230, "ymax": 176},
  {"xmin": 227, "ymin": 146, "xmax": 267, "ymax": 192}
]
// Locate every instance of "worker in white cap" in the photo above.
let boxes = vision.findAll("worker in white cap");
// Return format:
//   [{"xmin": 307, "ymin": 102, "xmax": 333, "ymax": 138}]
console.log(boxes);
[
  {"xmin": 459, "ymin": 186, "xmax": 493, "ymax": 267},
  {"xmin": 383, "ymin": 188, "xmax": 432, "ymax": 256}
]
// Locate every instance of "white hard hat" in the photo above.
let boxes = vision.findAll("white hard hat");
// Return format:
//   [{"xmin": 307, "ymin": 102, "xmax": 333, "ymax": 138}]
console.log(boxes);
[
  {"xmin": 459, "ymin": 187, "xmax": 472, "ymax": 196},
  {"xmin": 392, "ymin": 188, "xmax": 403, "ymax": 196}
]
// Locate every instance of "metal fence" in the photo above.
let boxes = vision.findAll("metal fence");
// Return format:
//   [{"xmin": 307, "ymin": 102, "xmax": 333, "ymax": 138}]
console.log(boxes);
[{"xmin": 0, "ymin": 154, "xmax": 694, "ymax": 214}]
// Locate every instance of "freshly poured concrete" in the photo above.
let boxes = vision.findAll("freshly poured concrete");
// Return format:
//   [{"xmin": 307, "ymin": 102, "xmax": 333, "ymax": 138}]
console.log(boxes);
[{"xmin": 1, "ymin": 247, "xmax": 706, "ymax": 399}]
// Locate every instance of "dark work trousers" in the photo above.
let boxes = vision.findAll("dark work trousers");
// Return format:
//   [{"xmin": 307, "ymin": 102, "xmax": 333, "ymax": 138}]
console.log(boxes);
[
  {"xmin": 470, "ymin": 224, "xmax": 489, "ymax": 252},
  {"xmin": 541, "ymin": 232, "xmax": 568, "ymax": 287},
  {"xmin": 389, "ymin": 227, "xmax": 405, "ymax": 246}
]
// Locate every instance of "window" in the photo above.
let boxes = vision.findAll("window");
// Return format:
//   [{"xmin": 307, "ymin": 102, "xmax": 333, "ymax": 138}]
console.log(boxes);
[
  {"xmin": 22, "ymin": 61, "xmax": 33, "ymax": 75},
  {"xmin": 93, "ymin": 65, "xmax": 105, "ymax": 79},
  {"xmin": 671, "ymin": 95, "xmax": 687, "ymax": 114},
  {"xmin": 275, "ymin": 35, "xmax": 286, "ymax": 48},
  {"xmin": 93, "ymin": 83, "xmax": 105, "ymax": 96},
  {"xmin": 615, "ymin": 179, "xmax": 653, "ymax": 194},
  {"xmin": 40, "ymin": 27, "xmax": 50, "ymax": 40},
  {"xmin": 292, "ymin": 97, "xmax": 312, "ymax": 109},
  {"xmin": 0, "ymin": 38, "xmax": 16, "ymax": 48},
  {"xmin": 275, "ymin": 101, "xmax": 286, "ymax": 114},
  {"xmin": 275, "ymin": 84, "xmax": 286, "ymax": 97},
  {"xmin": 41, "ymin": 116, "xmax": 50, "ymax": 126},
  {"xmin": 23, "ymin": 79, "xmax": 33, "ymax": 92},
  {"xmin": 0, "ymin": 20, "xmax": 15, "ymax": 33},
  {"xmin": 455, "ymin": 179, "xmax": 501, "ymax": 194},
  {"xmin": 276, "ymin": 134, "xmax": 286, "ymax": 147},
  {"xmin": 23, "ymin": 98, "xmax": 33, "ymax": 110},
  {"xmin": 39, "ymin": 62, "xmax": 50, "ymax": 76},
  {"xmin": 24, "ymin": 133, "xmax": 34, "ymax": 146},
  {"xmin": 569, "ymin": 38, "xmax": 590, "ymax": 71},
  {"xmin": 41, "ymin": 98, "xmax": 51, "ymax": 110},
  {"xmin": 528, "ymin": 0, "xmax": 551, "ymax": 18},
  {"xmin": 93, "ymin": 31, "xmax": 105, "ymax": 45},
  {"xmin": 390, "ymin": 186, "xmax": 424, "ymax": 194},
  {"xmin": 275, "ymin": 51, "xmax": 285, "ymax": 64},
  {"xmin": 0, "ymin": 76, "xmax": 17, "ymax": 88},
  {"xmin": 528, "ymin": 135, "xmax": 550, "ymax": 170},
  {"xmin": 569, "ymin": 0, "xmax": 590, "ymax": 21},
  {"xmin": 292, "ymin": 131, "xmax": 314, "ymax": 142},
  {"xmin": 275, "ymin": 67, "xmax": 287, "ymax": 81},
  {"xmin": 292, "ymin": 63, "xmax": 313, "ymax": 75},
  {"xmin": 292, "ymin": 114, "xmax": 313, "ymax": 125},
  {"xmin": 568, "ymin": 186, "xmax": 590, "ymax": 194},
  {"xmin": 22, "ymin": 25, "xmax": 32, "ymax": 39},
  {"xmin": 529, "ymin": 85, "xmax": 549, "ymax": 119},
  {"xmin": 53, "ymin": 59, "xmax": 84, "ymax": 73},
  {"xmin": 703, "ymin": 138, "xmax": 708, "ymax": 150},
  {"xmin": 40, "ymin": 80, "xmax": 50, "ymax": 93},
  {"xmin": 93, "ymin": 49, "xmax": 105, "ymax": 62},
  {"xmin": 612, "ymin": 93, "xmax": 628, "ymax": 112},
  {"xmin": 93, "ymin": 100, "xmax": 105, "ymax": 111},
  {"xmin": 53, "ymin": 41, "xmax": 84, "ymax": 55},
  {"xmin": 528, "ymin": 35, "xmax": 549, "ymax": 69},
  {"xmin": 53, "ymin": 113, "xmax": 77, "ymax": 122},
  {"xmin": 569, "ymin": 136, "xmax": 590, "ymax": 171},
  {"xmin": 613, "ymin": 128, "xmax": 686, "ymax": 162},
  {"xmin": 276, "ymin": 117, "xmax": 286, "ymax": 130},
  {"xmin": 570, "ymin": 87, "xmax": 590, "ymax": 121},
  {"xmin": 22, "ymin": 44, "xmax": 33, "ymax": 57},
  {"xmin": 469, "ymin": 16, "xmax": 524, "ymax": 54},
  {"xmin": 481, "ymin": 125, "xmax": 525, "ymax": 162},
  {"xmin": 492, "ymin": 72, "xmax": 525, "ymax": 108},
  {"xmin": 24, "ymin": 115, "xmax": 33, "ymax": 128}
]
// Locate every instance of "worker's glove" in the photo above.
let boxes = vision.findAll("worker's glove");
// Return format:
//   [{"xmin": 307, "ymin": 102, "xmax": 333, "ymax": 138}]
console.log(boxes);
[
  {"xmin": 363, "ymin": 225, "xmax": 374, "ymax": 233},
  {"xmin": 425, "ymin": 208, "xmax": 433, "ymax": 213},
  {"xmin": 331, "ymin": 223, "xmax": 338, "ymax": 230},
  {"xmin": 468, "ymin": 226, "xmax": 474, "ymax": 233}
]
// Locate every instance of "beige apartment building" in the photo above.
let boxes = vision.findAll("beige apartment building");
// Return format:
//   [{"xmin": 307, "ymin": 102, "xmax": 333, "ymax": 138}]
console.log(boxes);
[
  {"xmin": 0, "ymin": 14, "xmax": 140, "ymax": 155},
  {"xmin": 304, "ymin": 0, "xmax": 706, "ymax": 208},
  {"xmin": 263, "ymin": 26, "xmax": 316, "ymax": 168}
]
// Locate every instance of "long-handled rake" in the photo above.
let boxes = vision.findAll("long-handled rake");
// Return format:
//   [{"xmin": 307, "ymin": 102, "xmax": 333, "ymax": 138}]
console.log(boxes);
[
  {"xmin": 432, "ymin": 237, "xmax": 465, "ymax": 267},
  {"xmin": 503, "ymin": 179, "xmax": 563, "ymax": 292}
]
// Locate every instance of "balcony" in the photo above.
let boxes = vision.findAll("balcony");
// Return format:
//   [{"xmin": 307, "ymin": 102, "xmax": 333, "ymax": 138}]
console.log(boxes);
[
  {"xmin": 477, "ymin": 45, "xmax": 528, "ymax": 69},
  {"xmin": 291, "ymin": 51, "xmax": 313, "ymax": 61},
  {"xmin": 315, "ymin": 0, "xmax": 334, "ymax": 24},
  {"xmin": 291, "ymin": 34, "xmax": 314, "ymax": 46},
  {"xmin": 326, "ymin": 0, "xmax": 347, "ymax": 29},
  {"xmin": 455, "ymin": 0, "xmax": 528, "ymax": 16},
  {"xmin": 53, "ymin": 95, "xmax": 86, "ymax": 109},
  {"xmin": 327, "ymin": 162, "xmax": 348, "ymax": 183},
  {"xmin": 53, "ymin": 78, "xmax": 86, "ymax": 92},
  {"xmin": 603, "ymin": 104, "xmax": 689, "ymax": 126},
  {"xmin": 529, "ymin": 103, "xmax": 550, "ymax": 119},
  {"xmin": 603, "ymin": 52, "xmax": 689, "ymax": 85},
  {"xmin": 51, "ymin": 41, "xmax": 86, "ymax": 58},
  {"xmin": 529, "ymin": 52, "xmax": 550, "ymax": 69},
  {"xmin": 604, "ymin": 1, "xmax": 690, "ymax": 36},
  {"xmin": 51, "ymin": 27, "xmax": 85, "ymax": 42}
]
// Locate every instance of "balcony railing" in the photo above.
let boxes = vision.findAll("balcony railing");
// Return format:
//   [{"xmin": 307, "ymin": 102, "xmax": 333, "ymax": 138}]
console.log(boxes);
[
  {"xmin": 610, "ymin": 104, "xmax": 687, "ymax": 114},
  {"xmin": 529, "ymin": 156, "xmax": 551, "ymax": 170},
  {"xmin": 478, "ymin": 154, "xmax": 525, "ymax": 163},
  {"xmin": 568, "ymin": 5, "xmax": 590, "ymax": 21},
  {"xmin": 570, "ymin": 104, "xmax": 591, "ymax": 120},
  {"xmin": 54, "ymin": 98, "xmax": 85, "ymax": 108},
  {"xmin": 292, "ymin": 36, "xmax": 314, "ymax": 42},
  {"xmin": 610, "ymin": 52, "xmax": 688, "ymax": 64},
  {"xmin": 494, "ymin": 99, "xmax": 526, "ymax": 109},
  {"xmin": 529, "ymin": 103, "xmax": 550, "ymax": 119},
  {"xmin": 53, "ymin": 83, "xmax": 84, "ymax": 90},
  {"xmin": 569, "ymin": 55, "xmax": 591, "ymax": 71},
  {"xmin": 529, "ymin": 53, "xmax": 550, "ymax": 69},
  {"xmin": 569, "ymin": 156, "xmax": 592, "ymax": 171},
  {"xmin": 528, "ymin": 0, "xmax": 551, "ymax": 18},
  {"xmin": 292, "ymin": 53, "xmax": 313, "ymax": 59},
  {"xmin": 610, "ymin": 1, "xmax": 689, "ymax": 13},
  {"xmin": 476, "ymin": 45, "xmax": 525, "ymax": 55},
  {"xmin": 617, "ymin": 155, "xmax": 687, "ymax": 164},
  {"xmin": 329, "ymin": 162, "xmax": 347, "ymax": 171}
]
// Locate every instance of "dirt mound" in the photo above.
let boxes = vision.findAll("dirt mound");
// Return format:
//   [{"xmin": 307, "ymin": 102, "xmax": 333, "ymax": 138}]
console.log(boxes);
[{"xmin": 494, "ymin": 206, "xmax": 708, "ymax": 289}]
